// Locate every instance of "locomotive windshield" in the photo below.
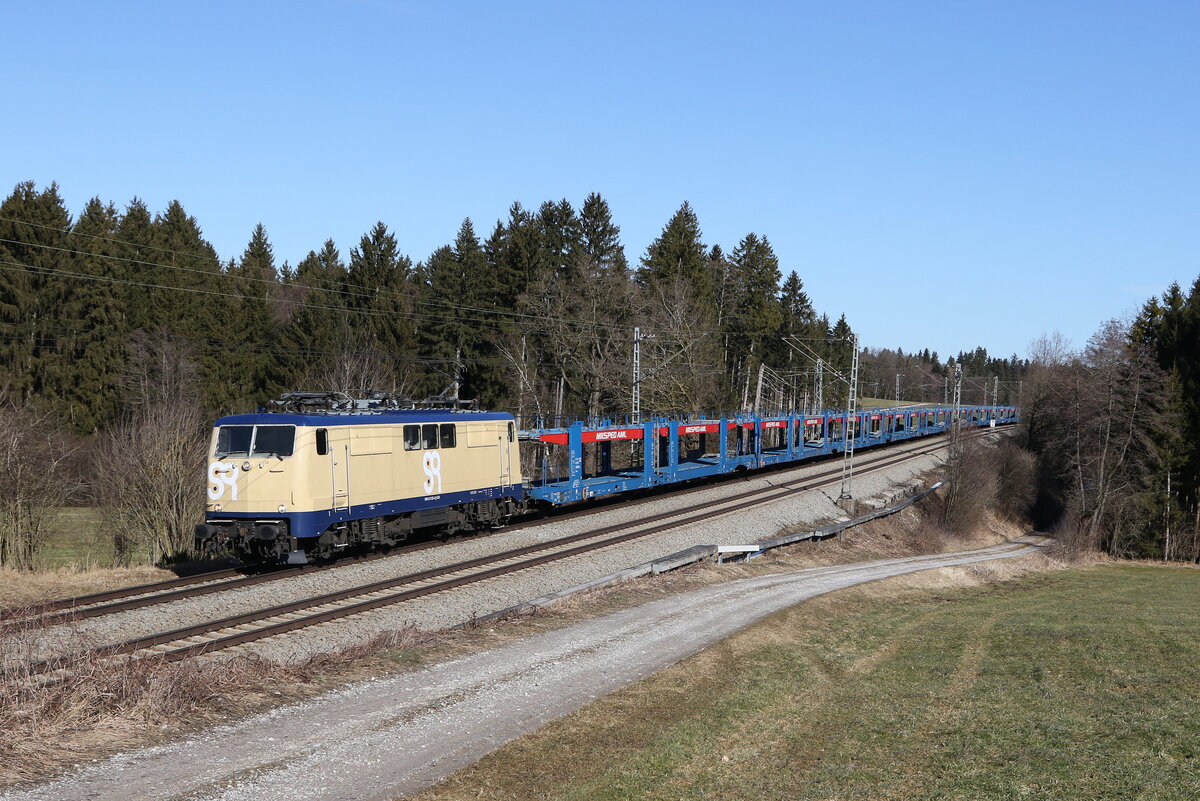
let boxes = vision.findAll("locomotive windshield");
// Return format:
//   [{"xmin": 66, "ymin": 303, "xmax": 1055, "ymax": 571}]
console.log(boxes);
[{"xmin": 215, "ymin": 425, "xmax": 295, "ymax": 458}]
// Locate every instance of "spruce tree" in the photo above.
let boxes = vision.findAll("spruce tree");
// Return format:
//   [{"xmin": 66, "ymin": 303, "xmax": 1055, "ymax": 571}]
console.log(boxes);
[
  {"xmin": 421, "ymin": 243, "xmax": 464, "ymax": 394},
  {"xmin": 490, "ymin": 202, "xmax": 542, "ymax": 298},
  {"xmin": 579, "ymin": 192, "xmax": 627, "ymax": 277},
  {"xmin": 537, "ymin": 199, "xmax": 582, "ymax": 282},
  {"xmin": 140, "ymin": 201, "xmax": 226, "ymax": 413},
  {"xmin": 638, "ymin": 202, "xmax": 710, "ymax": 304},
  {"xmin": 777, "ymin": 270, "xmax": 817, "ymax": 381},
  {"xmin": 827, "ymin": 314, "xmax": 855, "ymax": 406},
  {"xmin": 779, "ymin": 271, "xmax": 816, "ymax": 337},
  {"xmin": 0, "ymin": 181, "xmax": 72, "ymax": 400},
  {"xmin": 221, "ymin": 223, "xmax": 280, "ymax": 409},
  {"xmin": 483, "ymin": 208, "xmax": 543, "ymax": 410},
  {"xmin": 346, "ymin": 222, "xmax": 418, "ymax": 393},
  {"xmin": 726, "ymin": 233, "xmax": 784, "ymax": 374},
  {"xmin": 149, "ymin": 200, "xmax": 222, "ymax": 340},
  {"xmin": 421, "ymin": 219, "xmax": 512, "ymax": 405},
  {"xmin": 118, "ymin": 198, "xmax": 158, "ymax": 333},
  {"xmin": 281, "ymin": 239, "xmax": 349, "ymax": 389},
  {"xmin": 57, "ymin": 198, "xmax": 128, "ymax": 430}
]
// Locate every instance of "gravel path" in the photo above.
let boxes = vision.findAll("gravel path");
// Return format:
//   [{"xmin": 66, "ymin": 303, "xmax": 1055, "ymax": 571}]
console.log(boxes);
[
  {"xmin": 14, "ymin": 437, "xmax": 953, "ymax": 664},
  {"xmin": 1, "ymin": 536, "xmax": 1048, "ymax": 801}
]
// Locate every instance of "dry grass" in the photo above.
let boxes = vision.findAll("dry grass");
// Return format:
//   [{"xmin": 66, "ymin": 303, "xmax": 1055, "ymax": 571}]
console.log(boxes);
[
  {"xmin": 0, "ymin": 618, "xmax": 448, "ymax": 788},
  {"xmin": 0, "ymin": 565, "xmax": 174, "ymax": 609},
  {"xmin": 768, "ymin": 500, "xmax": 1023, "ymax": 572}
]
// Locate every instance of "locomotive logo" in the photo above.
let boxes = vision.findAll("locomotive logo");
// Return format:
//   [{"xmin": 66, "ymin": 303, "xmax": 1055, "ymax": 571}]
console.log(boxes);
[
  {"xmin": 423, "ymin": 451, "xmax": 442, "ymax": 495},
  {"xmin": 207, "ymin": 461, "xmax": 239, "ymax": 501}
]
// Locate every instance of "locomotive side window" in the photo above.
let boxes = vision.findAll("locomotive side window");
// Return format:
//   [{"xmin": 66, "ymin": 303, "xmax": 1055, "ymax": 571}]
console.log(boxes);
[
  {"xmin": 315, "ymin": 428, "xmax": 328, "ymax": 456},
  {"xmin": 440, "ymin": 423, "xmax": 456, "ymax": 448},
  {"xmin": 508, "ymin": 422, "xmax": 515, "ymax": 442},
  {"xmin": 422, "ymin": 424, "xmax": 439, "ymax": 449},
  {"xmin": 403, "ymin": 425, "xmax": 420, "ymax": 451}
]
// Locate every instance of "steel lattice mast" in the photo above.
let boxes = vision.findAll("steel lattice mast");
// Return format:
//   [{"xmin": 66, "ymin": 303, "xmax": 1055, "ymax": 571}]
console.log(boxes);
[
  {"xmin": 815, "ymin": 358, "xmax": 824, "ymax": 414},
  {"xmin": 839, "ymin": 334, "xmax": 859, "ymax": 500},
  {"xmin": 632, "ymin": 326, "xmax": 642, "ymax": 424},
  {"xmin": 952, "ymin": 362, "xmax": 963, "ymax": 445}
]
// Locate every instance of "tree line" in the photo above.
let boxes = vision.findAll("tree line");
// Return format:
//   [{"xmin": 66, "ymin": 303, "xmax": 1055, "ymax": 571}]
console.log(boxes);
[
  {"xmin": 0, "ymin": 179, "xmax": 1032, "ymax": 568},
  {"xmin": 0, "ymin": 181, "xmax": 1025, "ymax": 430},
  {"xmin": 1017, "ymin": 277, "xmax": 1200, "ymax": 562}
]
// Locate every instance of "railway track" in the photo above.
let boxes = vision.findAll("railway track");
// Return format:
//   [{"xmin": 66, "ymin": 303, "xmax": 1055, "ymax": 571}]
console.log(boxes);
[
  {"xmin": 2, "ymin": 500, "xmax": 638, "ymax": 631},
  {"xmin": 25, "ymin": 431, "xmax": 984, "ymax": 680},
  {"xmin": 1, "ymin": 427, "xmax": 982, "ymax": 633},
  {"xmin": 2, "ymin": 545, "xmax": 441, "ymax": 634}
]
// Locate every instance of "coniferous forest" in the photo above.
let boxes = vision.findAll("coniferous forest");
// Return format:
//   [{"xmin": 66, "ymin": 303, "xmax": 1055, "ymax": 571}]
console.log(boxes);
[
  {"xmin": 0, "ymin": 179, "xmax": 1196, "ymax": 566},
  {"xmin": 0, "ymin": 181, "xmax": 1026, "ymax": 428}
]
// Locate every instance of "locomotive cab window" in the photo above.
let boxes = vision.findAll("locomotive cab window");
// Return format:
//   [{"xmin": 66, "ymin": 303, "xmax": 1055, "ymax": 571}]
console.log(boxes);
[
  {"xmin": 508, "ymin": 422, "xmax": 515, "ymax": 442},
  {"xmin": 403, "ymin": 425, "xmax": 420, "ymax": 451},
  {"xmin": 216, "ymin": 426, "xmax": 253, "ymax": 458},
  {"xmin": 422, "ymin": 424, "xmax": 439, "ymax": 449},
  {"xmin": 215, "ymin": 425, "xmax": 294, "ymax": 458},
  {"xmin": 250, "ymin": 426, "xmax": 294, "ymax": 457},
  {"xmin": 440, "ymin": 423, "xmax": 456, "ymax": 448},
  {"xmin": 315, "ymin": 428, "xmax": 328, "ymax": 456}
]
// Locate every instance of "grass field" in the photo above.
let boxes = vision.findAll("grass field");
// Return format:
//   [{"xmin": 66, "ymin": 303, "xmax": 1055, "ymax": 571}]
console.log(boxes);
[
  {"xmin": 413, "ymin": 564, "xmax": 1200, "ymax": 801},
  {"xmin": 35, "ymin": 507, "xmax": 116, "ymax": 569},
  {"xmin": 0, "ymin": 507, "xmax": 175, "ymax": 608}
]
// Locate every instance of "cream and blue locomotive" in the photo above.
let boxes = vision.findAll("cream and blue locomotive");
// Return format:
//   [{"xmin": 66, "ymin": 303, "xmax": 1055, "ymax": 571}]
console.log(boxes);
[{"xmin": 196, "ymin": 404, "xmax": 522, "ymax": 563}]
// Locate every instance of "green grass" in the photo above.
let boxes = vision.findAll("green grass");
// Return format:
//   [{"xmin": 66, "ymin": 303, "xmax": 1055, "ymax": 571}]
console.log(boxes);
[
  {"xmin": 34, "ymin": 507, "xmax": 118, "ymax": 569},
  {"xmin": 858, "ymin": 397, "xmax": 934, "ymax": 409},
  {"xmin": 413, "ymin": 565, "xmax": 1200, "ymax": 801}
]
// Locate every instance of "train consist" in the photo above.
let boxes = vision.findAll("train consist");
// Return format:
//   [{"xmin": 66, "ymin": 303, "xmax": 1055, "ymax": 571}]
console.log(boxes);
[{"xmin": 196, "ymin": 393, "xmax": 1018, "ymax": 563}]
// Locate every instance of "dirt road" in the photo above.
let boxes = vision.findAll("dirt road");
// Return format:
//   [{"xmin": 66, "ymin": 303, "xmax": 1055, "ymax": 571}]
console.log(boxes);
[{"xmin": 2, "ymin": 537, "xmax": 1047, "ymax": 801}]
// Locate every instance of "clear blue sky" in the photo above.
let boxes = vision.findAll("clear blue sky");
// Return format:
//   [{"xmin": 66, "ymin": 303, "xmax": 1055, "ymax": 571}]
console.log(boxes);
[{"xmin": 4, "ymin": 1, "xmax": 1197, "ymax": 360}]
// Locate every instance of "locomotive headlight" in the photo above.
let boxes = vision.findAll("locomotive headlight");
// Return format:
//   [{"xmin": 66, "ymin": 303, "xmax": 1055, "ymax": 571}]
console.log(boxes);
[
  {"xmin": 213, "ymin": 503, "xmax": 222, "ymax": 512},
  {"xmin": 241, "ymin": 461, "xmax": 252, "ymax": 471},
  {"xmin": 278, "ymin": 504, "xmax": 287, "ymax": 513}
]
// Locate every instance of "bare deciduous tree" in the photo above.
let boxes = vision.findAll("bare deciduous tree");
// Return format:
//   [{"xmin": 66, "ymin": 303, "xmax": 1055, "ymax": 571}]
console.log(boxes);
[
  {"xmin": 494, "ymin": 332, "xmax": 543, "ymax": 426},
  {"xmin": 640, "ymin": 277, "xmax": 725, "ymax": 414},
  {"xmin": 1020, "ymin": 320, "xmax": 1180, "ymax": 558},
  {"xmin": 303, "ymin": 323, "xmax": 422, "ymax": 400},
  {"xmin": 939, "ymin": 438, "xmax": 999, "ymax": 535},
  {"xmin": 0, "ymin": 397, "xmax": 81, "ymax": 570},
  {"xmin": 95, "ymin": 398, "xmax": 208, "ymax": 564},
  {"xmin": 994, "ymin": 438, "xmax": 1039, "ymax": 522},
  {"xmin": 96, "ymin": 334, "xmax": 208, "ymax": 564}
]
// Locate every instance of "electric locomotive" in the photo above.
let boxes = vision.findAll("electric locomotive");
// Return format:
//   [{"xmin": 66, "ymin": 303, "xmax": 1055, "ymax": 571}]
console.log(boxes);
[{"xmin": 196, "ymin": 394, "xmax": 522, "ymax": 563}]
